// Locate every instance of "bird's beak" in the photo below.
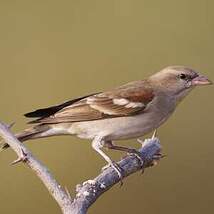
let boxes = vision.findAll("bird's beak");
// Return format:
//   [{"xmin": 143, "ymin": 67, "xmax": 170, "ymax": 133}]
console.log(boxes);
[{"xmin": 191, "ymin": 75, "xmax": 213, "ymax": 86}]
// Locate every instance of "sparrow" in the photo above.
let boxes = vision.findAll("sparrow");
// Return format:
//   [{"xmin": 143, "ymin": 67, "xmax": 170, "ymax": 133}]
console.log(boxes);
[{"xmin": 1, "ymin": 66, "xmax": 212, "ymax": 179}]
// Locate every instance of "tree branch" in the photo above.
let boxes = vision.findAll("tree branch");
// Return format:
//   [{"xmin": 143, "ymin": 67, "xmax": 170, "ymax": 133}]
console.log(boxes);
[
  {"xmin": 0, "ymin": 122, "xmax": 73, "ymax": 214},
  {"xmin": 0, "ymin": 121, "xmax": 162, "ymax": 214}
]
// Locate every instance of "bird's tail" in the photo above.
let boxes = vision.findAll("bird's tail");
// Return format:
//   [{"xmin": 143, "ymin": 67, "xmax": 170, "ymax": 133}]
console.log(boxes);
[{"xmin": 0, "ymin": 124, "xmax": 51, "ymax": 151}]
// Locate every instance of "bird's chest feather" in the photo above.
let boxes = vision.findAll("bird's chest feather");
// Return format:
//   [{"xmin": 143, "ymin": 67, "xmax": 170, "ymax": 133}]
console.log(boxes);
[{"xmin": 107, "ymin": 95, "xmax": 177, "ymax": 140}]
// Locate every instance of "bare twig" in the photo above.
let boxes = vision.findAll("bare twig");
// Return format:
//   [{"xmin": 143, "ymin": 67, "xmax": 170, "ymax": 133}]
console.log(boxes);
[
  {"xmin": 0, "ymin": 121, "xmax": 162, "ymax": 214},
  {"xmin": 0, "ymin": 122, "xmax": 73, "ymax": 214}
]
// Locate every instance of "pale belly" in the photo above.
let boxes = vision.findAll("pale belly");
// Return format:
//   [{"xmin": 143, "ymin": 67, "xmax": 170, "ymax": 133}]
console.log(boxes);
[
  {"xmin": 67, "ymin": 95, "xmax": 177, "ymax": 141},
  {"xmin": 70, "ymin": 109, "xmax": 173, "ymax": 141}
]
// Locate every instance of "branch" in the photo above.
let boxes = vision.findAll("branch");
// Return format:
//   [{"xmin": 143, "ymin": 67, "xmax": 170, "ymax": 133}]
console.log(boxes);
[
  {"xmin": 0, "ymin": 121, "xmax": 162, "ymax": 214},
  {"xmin": 0, "ymin": 122, "xmax": 73, "ymax": 214},
  {"xmin": 71, "ymin": 137, "xmax": 162, "ymax": 214}
]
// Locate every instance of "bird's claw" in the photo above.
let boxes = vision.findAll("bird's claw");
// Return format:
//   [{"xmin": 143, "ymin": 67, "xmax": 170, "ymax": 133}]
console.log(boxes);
[
  {"xmin": 102, "ymin": 164, "xmax": 110, "ymax": 172},
  {"xmin": 111, "ymin": 161, "xmax": 124, "ymax": 186},
  {"xmin": 128, "ymin": 150, "xmax": 144, "ymax": 167},
  {"xmin": 102, "ymin": 161, "xmax": 124, "ymax": 186}
]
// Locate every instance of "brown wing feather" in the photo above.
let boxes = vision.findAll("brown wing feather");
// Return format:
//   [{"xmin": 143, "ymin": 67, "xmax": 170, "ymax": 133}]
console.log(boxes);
[{"xmin": 30, "ymin": 80, "xmax": 154, "ymax": 124}]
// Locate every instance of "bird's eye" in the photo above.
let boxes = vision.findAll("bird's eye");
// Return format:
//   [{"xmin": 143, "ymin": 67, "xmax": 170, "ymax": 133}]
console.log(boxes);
[{"xmin": 179, "ymin": 73, "xmax": 187, "ymax": 80}]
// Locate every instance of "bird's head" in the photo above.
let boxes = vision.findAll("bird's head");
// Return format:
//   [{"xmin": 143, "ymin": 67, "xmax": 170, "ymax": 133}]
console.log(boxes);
[{"xmin": 149, "ymin": 66, "xmax": 212, "ymax": 102}]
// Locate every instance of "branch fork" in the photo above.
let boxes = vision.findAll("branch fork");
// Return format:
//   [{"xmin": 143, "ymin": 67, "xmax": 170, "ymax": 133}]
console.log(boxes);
[
  {"xmin": 0, "ymin": 122, "xmax": 163, "ymax": 214},
  {"xmin": 11, "ymin": 148, "xmax": 28, "ymax": 165}
]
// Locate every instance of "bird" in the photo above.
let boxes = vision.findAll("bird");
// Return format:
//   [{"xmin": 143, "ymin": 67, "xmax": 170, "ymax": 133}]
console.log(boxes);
[{"xmin": 1, "ymin": 66, "xmax": 212, "ymax": 179}]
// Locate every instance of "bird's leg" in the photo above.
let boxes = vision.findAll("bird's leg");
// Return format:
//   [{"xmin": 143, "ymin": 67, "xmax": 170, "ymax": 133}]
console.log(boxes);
[
  {"xmin": 92, "ymin": 137, "xmax": 124, "ymax": 184},
  {"xmin": 105, "ymin": 141, "xmax": 144, "ymax": 167}
]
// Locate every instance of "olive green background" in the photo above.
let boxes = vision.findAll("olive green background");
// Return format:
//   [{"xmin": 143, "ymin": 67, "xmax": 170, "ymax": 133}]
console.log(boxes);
[{"xmin": 0, "ymin": 0, "xmax": 213, "ymax": 213}]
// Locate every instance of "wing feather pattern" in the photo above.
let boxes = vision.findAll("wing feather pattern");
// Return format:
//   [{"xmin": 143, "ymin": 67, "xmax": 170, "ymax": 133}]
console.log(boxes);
[{"xmin": 27, "ymin": 80, "xmax": 154, "ymax": 124}]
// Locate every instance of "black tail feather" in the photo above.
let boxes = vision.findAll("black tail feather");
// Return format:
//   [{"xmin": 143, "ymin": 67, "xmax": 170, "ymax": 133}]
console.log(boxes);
[{"xmin": 24, "ymin": 93, "xmax": 98, "ymax": 118}]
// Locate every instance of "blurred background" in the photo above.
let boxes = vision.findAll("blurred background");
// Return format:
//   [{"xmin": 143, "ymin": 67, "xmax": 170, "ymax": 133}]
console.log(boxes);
[{"xmin": 0, "ymin": 0, "xmax": 213, "ymax": 213}]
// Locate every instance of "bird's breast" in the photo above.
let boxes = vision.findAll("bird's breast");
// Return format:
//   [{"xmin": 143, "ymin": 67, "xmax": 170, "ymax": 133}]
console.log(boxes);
[{"xmin": 71, "ymin": 95, "xmax": 177, "ymax": 140}]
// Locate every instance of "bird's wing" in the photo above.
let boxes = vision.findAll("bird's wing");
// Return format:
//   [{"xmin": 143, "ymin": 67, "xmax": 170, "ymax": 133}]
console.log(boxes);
[
  {"xmin": 24, "ymin": 93, "xmax": 98, "ymax": 118},
  {"xmin": 26, "ymin": 80, "xmax": 154, "ymax": 124}
]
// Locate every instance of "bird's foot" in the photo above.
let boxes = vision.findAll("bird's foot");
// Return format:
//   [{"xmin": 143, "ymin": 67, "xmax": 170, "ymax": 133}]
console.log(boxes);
[
  {"xmin": 126, "ymin": 149, "xmax": 144, "ymax": 174},
  {"xmin": 101, "ymin": 164, "xmax": 109, "ymax": 172},
  {"xmin": 127, "ymin": 149, "xmax": 144, "ymax": 167},
  {"xmin": 102, "ymin": 161, "xmax": 124, "ymax": 186}
]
